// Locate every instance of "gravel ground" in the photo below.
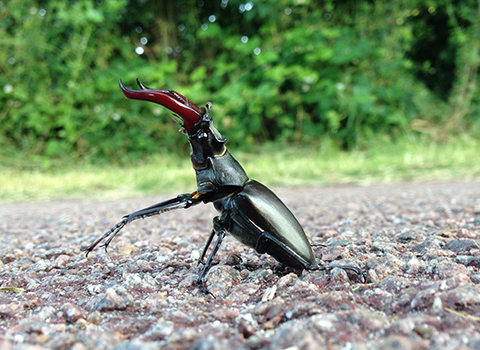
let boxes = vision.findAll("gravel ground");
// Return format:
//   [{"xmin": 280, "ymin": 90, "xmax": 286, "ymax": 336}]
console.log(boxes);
[{"xmin": 1, "ymin": 180, "xmax": 480, "ymax": 349}]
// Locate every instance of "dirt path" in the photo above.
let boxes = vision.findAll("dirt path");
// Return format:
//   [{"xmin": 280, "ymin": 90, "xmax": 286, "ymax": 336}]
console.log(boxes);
[{"xmin": 1, "ymin": 180, "xmax": 480, "ymax": 349}]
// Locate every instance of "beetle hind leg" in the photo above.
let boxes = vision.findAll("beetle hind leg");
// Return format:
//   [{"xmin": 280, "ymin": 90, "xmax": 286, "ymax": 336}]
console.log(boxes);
[
  {"xmin": 309, "ymin": 264, "xmax": 364, "ymax": 282},
  {"xmin": 256, "ymin": 232, "xmax": 364, "ymax": 282},
  {"xmin": 255, "ymin": 231, "xmax": 313, "ymax": 269}
]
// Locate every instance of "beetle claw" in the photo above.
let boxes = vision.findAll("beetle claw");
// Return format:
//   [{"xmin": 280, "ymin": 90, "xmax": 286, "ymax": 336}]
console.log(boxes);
[{"xmin": 196, "ymin": 280, "xmax": 216, "ymax": 298}]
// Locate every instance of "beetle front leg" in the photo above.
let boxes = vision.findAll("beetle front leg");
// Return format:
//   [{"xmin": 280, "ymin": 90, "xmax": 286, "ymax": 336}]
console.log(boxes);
[{"xmin": 82, "ymin": 193, "xmax": 202, "ymax": 256}]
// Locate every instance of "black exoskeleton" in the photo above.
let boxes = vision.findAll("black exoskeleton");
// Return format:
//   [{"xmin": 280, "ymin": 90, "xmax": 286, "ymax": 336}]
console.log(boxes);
[{"xmin": 83, "ymin": 79, "xmax": 363, "ymax": 286}]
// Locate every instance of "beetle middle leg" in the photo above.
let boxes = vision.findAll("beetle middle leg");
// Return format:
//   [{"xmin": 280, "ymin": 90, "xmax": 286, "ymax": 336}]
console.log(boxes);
[
  {"xmin": 197, "ymin": 217, "xmax": 228, "ymax": 284},
  {"xmin": 197, "ymin": 228, "xmax": 216, "ymax": 266}
]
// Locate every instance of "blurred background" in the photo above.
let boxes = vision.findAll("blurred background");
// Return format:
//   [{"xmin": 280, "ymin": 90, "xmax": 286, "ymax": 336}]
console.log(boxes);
[{"xmin": 0, "ymin": 0, "xmax": 479, "ymax": 201}]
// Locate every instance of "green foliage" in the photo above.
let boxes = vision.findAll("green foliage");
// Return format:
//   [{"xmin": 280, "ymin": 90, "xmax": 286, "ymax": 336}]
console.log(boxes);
[{"xmin": 0, "ymin": 0, "xmax": 478, "ymax": 165}]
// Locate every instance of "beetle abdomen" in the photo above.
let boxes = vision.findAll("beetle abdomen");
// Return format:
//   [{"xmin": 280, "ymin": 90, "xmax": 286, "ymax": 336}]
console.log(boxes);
[{"xmin": 227, "ymin": 180, "xmax": 317, "ymax": 268}]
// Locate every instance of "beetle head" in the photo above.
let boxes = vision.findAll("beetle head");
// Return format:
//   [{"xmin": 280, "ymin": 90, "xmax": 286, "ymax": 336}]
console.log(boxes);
[{"xmin": 187, "ymin": 103, "xmax": 227, "ymax": 166}]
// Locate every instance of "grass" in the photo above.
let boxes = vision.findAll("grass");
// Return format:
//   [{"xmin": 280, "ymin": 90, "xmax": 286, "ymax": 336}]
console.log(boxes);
[{"xmin": 1, "ymin": 136, "xmax": 479, "ymax": 202}]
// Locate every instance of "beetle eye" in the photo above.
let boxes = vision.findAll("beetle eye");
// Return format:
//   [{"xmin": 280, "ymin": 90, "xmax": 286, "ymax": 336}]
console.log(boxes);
[{"xmin": 198, "ymin": 132, "xmax": 208, "ymax": 140}]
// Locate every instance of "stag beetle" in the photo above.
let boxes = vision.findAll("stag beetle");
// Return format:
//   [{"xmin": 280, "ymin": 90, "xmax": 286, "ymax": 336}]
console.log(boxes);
[{"xmin": 83, "ymin": 79, "xmax": 363, "ymax": 285}]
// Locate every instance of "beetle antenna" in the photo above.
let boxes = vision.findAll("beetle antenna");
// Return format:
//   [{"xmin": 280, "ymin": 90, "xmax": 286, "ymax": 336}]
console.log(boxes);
[{"xmin": 204, "ymin": 102, "xmax": 212, "ymax": 118}]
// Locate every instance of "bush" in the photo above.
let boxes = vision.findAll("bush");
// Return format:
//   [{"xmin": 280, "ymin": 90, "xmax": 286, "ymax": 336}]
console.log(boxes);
[{"xmin": 0, "ymin": 0, "xmax": 478, "ymax": 165}]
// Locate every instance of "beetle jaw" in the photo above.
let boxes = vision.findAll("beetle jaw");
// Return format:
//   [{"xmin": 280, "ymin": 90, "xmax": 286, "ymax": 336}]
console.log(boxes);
[
  {"xmin": 119, "ymin": 79, "xmax": 204, "ymax": 134},
  {"xmin": 118, "ymin": 79, "xmax": 227, "ymax": 166}
]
